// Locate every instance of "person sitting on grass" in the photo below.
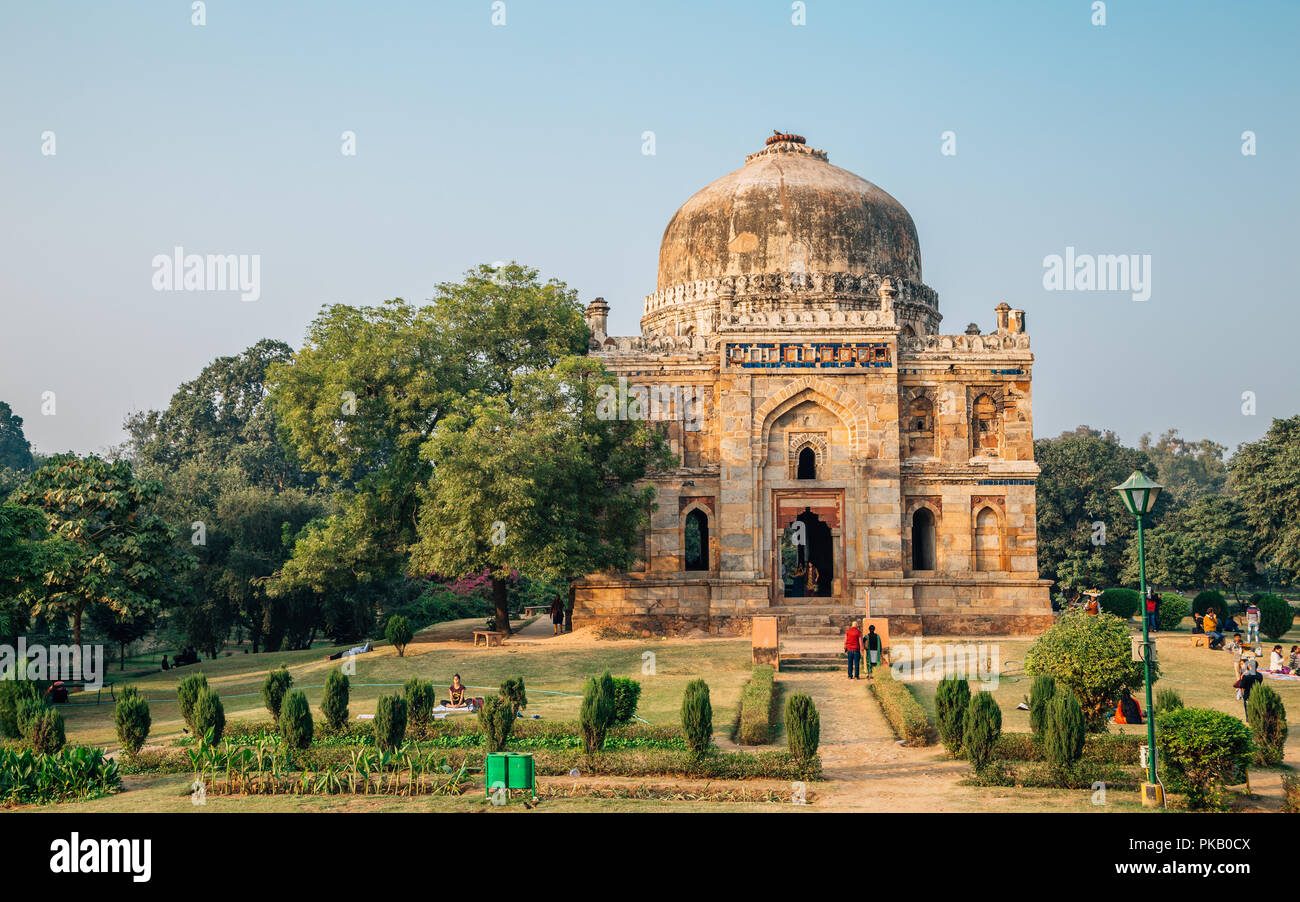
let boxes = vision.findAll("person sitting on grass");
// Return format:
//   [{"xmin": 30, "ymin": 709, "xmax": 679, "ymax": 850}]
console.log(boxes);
[
  {"xmin": 1227, "ymin": 634, "xmax": 1244, "ymax": 657},
  {"xmin": 1113, "ymin": 688, "xmax": 1143, "ymax": 725},
  {"xmin": 1290, "ymin": 646, "xmax": 1300, "ymax": 672},
  {"xmin": 1269, "ymin": 645, "xmax": 1292, "ymax": 674},
  {"xmin": 447, "ymin": 673, "xmax": 470, "ymax": 708}
]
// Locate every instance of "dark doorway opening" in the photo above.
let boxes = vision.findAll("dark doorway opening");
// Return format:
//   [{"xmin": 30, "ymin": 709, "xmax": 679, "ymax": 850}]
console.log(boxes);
[
  {"xmin": 781, "ymin": 508, "xmax": 833, "ymax": 597},
  {"xmin": 684, "ymin": 509, "xmax": 709, "ymax": 571}
]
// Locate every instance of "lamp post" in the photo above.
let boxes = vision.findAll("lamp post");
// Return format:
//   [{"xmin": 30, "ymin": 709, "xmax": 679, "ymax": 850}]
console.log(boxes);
[{"xmin": 1114, "ymin": 470, "xmax": 1163, "ymax": 806}]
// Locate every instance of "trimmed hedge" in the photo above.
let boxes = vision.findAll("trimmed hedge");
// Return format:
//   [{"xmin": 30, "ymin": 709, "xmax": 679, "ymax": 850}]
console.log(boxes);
[
  {"xmin": 732, "ymin": 666, "xmax": 777, "ymax": 745},
  {"xmin": 1156, "ymin": 707, "xmax": 1255, "ymax": 810},
  {"xmin": 991, "ymin": 731, "xmax": 1142, "ymax": 764},
  {"xmin": 1158, "ymin": 593, "xmax": 1191, "ymax": 631},
  {"xmin": 987, "ymin": 761, "xmax": 1143, "ymax": 790},
  {"xmin": 1192, "ymin": 590, "xmax": 1226, "ymax": 619},
  {"xmin": 1099, "ymin": 588, "xmax": 1141, "ymax": 619},
  {"xmin": 869, "ymin": 667, "xmax": 933, "ymax": 746},
  {"xmin": 121, "ymin": 743, "xmax": 821, "ymax": 782},
  {"xmin": 1254, "ymin": 593, "xmax": 1296, "ymax": 641},
  {"xmin": 223, "ymin": 716, "xmax": 686, "ymax": 748}
]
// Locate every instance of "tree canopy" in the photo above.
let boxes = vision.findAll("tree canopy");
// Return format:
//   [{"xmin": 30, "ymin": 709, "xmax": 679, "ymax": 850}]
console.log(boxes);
[{"xmin": 9, "ymin": 455, "xmax": 192, "ymax": 646}]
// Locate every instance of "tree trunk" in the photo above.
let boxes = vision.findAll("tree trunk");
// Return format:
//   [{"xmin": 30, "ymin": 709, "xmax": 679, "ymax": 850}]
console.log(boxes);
[
  {"xmin": 120, "ymin": 641, "xmax": 127, "ymax": 671},
  {"xmin": 73, "ymin": 602, "xmax": 84, "ymax": 648},
  {"xmin": 491, "ymin": 576, "xmax": 512, "ymax": 635}
]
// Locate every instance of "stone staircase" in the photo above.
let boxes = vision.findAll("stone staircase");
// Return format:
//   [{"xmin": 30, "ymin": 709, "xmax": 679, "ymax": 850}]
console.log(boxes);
[
  {"xmin": 778, "ymin": 650, "xmax": 845, "ymax": 672},
  {"xmin": 767, "ymin": 604, "xmax": 862, "ymax": 672},
  {"xmin": 768, "ymin": 604, "xmax": 862, "ymax": 638}
]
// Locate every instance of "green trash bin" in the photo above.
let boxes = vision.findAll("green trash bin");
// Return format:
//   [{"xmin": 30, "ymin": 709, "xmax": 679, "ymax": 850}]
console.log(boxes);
[{"xmin": 485, "ymin": 752, "xmax": 536, "ymax": 801}]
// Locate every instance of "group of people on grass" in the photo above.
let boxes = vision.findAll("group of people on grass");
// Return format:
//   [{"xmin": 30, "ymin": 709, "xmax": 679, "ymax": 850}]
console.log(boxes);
[{"xmin": 842, "ymin": 621, "xmax": 883, "ymax": 680}]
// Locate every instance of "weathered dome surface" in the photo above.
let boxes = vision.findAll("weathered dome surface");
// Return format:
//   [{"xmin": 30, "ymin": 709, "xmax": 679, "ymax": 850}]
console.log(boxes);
[{"xmin": 656, "ymin": 137, "xmax": 923, "ymax": 290}]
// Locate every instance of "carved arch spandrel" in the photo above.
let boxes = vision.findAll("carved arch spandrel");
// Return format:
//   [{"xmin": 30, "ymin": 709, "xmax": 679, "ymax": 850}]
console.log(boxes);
[{"xmin": 753, "ymin": 377, "xmax": 869, "ymax": 458}]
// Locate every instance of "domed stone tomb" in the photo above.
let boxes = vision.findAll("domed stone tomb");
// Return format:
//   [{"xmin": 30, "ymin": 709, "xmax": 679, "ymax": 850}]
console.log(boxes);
[{"xmin": 576, "ymin": 134, "xmax": 1052, "ymax": 639}]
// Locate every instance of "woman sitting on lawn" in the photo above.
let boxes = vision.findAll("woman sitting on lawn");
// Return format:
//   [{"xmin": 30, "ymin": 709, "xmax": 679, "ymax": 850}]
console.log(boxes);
[
  {"xmin": 448, "ymin": 674, "xmax": 469, "ymax": 708},
  {"xmin": 1269, "ymin": 646, "xmax": 1292, "ymax": 674},
  {"xmin": 1114, "ymin": 689, "xmax": 1143, "ymax": 725}
]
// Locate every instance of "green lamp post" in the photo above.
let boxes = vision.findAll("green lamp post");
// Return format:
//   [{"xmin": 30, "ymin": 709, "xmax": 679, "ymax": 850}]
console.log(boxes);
[{"xmin": 1114, "ymin": 470, "xmax": 1163, "ymax": 806}]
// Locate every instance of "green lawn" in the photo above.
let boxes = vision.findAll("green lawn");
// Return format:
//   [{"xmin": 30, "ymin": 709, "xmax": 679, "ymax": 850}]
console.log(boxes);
[{"xmin": 57, "ymin": 619, "xmax": 755, "ymax": 750}]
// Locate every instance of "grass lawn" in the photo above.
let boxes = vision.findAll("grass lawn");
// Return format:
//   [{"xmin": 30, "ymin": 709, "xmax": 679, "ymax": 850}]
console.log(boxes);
[{"xmin": 55, "ymin": 619, "xmax": 756, "ymax": 750}]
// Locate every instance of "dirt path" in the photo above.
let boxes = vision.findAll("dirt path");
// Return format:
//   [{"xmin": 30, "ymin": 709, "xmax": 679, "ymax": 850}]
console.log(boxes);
[{"xmin": 777, "ymin": 669, "xmax": 970, "ymax": 812}]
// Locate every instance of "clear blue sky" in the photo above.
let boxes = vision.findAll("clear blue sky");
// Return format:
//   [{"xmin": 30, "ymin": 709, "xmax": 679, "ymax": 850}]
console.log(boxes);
[{"xmin": 2, "ymin": 0, "xmax": 1297, "ymax": 457}]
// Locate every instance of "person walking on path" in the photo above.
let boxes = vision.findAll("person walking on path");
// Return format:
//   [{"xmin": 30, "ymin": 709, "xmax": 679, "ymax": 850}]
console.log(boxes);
[
  {"xmin": 1145, "ymin": 590, "xmax": 1160, "ymax": 633},
  {"xmin": 864, "ymin": 624, "xmax": 883, "ymax": 679},
  {"xmin": 1245, "ymin": 601, "xmax": 1261, "ymax": 645},
  {"xmin": 844, "ymin": 621, "xmax": 863, "ymax": 680},
  {"xmin": 549, "ymin": 596, "xmax": 565, "ymax": 636}
]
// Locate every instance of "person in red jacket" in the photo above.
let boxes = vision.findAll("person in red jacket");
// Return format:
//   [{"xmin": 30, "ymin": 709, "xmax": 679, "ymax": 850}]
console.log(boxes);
[{"xmin": 844, "ymin": 622, "xmax": 863, "ymax": 680}]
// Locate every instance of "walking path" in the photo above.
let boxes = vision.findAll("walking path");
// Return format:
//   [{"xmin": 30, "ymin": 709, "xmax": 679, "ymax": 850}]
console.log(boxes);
[{"xmin": 777, "ymin": 667, "xmax": 969, "ymax": 811}]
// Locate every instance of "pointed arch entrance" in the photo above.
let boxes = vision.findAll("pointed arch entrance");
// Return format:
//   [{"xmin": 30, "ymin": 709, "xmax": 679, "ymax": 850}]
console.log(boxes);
[{"xmin": 772, "ymin": 489, "xmax": 844, "ymax": 602}]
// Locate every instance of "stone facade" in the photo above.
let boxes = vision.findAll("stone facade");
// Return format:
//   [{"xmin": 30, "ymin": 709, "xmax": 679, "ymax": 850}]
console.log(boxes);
[{"xmin": 575, "ymin": 134, "xmax": 1053, "ymax": 637}]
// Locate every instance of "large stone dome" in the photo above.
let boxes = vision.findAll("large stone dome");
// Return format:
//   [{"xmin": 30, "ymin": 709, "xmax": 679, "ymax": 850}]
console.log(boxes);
[{"xmin": 656, "ymin": 133, "xmax": 923, "ymax": 290}]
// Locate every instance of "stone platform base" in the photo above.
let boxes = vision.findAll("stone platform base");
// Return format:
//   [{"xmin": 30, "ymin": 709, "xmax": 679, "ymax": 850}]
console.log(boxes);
[{"xmin": 580, "ymin": 611, "xmax": 1056, "ymax": 639}]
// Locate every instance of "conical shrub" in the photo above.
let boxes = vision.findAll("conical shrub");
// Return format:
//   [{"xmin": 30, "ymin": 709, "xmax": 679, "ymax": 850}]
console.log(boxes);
[
  {"xmin": 680, "ymin": 679, "xmax": 713, "ymax": 756},
  {"xmin": 785, "ymin": 693, "xmax": 820, "ymax": 761},
  {"xmin": 935, "ymin": 677, "xmax": 971, "ymax": 755}
]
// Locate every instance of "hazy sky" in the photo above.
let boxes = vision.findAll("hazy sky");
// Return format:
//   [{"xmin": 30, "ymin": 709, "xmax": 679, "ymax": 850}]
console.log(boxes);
[{"xmin": 2, "ymin": 0, "xmax": 1297, "ymax": 458}]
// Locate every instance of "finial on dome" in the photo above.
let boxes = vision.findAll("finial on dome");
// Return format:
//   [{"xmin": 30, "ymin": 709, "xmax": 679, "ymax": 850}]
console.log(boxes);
[{"xmin": 766, "ymin": 131, "xmax": 806, "ymax": 146}]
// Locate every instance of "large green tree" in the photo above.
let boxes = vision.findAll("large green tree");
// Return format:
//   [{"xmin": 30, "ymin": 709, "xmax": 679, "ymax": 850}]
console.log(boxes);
[
  {"xmin": 269, "ymin": 263, "xmax": 590, "ymax": 600},
  {"xmin": 0, "ymin": 502, "xmax": 53, "ymax": 642},
  {"xmin": 1121, "ymin": 494, "xmax": 1253, "ymax": 594},
  {"xmin": 125, "ymin": 339, "xmax": 303, "ymax": 490},
  {"xmin": 0, "ymin": 401, "xmax": 34, "ymax": 474},
  {"xmin": 126, "ymin": 340, "xmax": 322, "ymax": 654},
  {"xmin": 1034, "ymin": 426, "xmax": 1159, "ymax": 594},
  {"xmin": 1230, "ymin": 415, "xmax": 1300, "ymax": 584},
  {"xmin": 10, "ymin": 456, "xmax": 192, "ymax": 646},
  {"xmin": 409, "ymin": 357, "xmax": 672, "ymax": 634},
  {"xmin": 1137, "ymin": 429, "xmax": 1228, "ymax": 507}
]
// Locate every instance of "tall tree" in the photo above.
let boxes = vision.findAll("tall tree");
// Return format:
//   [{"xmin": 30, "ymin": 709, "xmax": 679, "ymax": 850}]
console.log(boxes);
[
  {"xmin": 268, "ymin": 263, "xmax": 590, "ymax": 599},
  {"xmin": 10, "ymin": 456, "xmax": 192, "ymax": 646},
  {"xmin": 1121, "ymin": 494, "xmax": 1253, "ymax": 594},
  {"xmin": 125, "ymin": 338, "xmax": 304, "ymax": 489},
  {"xmin": 1230, "ymin": 415, "xmax": 1300, "ymax": 584},
  {"xmin": 1034, "ymin": 426, "xmax": 1159, "ymax": 594},
  {"xmin": 125, "ymin": 340, "xmax": 321, "ymax": 653},
  {"xmin": 409, "ymin": 357, "xmax": 672, "ymax": 634},
  {"xmin": 0, "ymin": 401, "xmax": 34, "ymax": 474},
  {"xmin": 0, "ymin": 502, "xmax": 51, "ymax": 642},
  {"xmin": 1137, "ymin": 429, "xmax": 1228, "ymax": 507}
]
